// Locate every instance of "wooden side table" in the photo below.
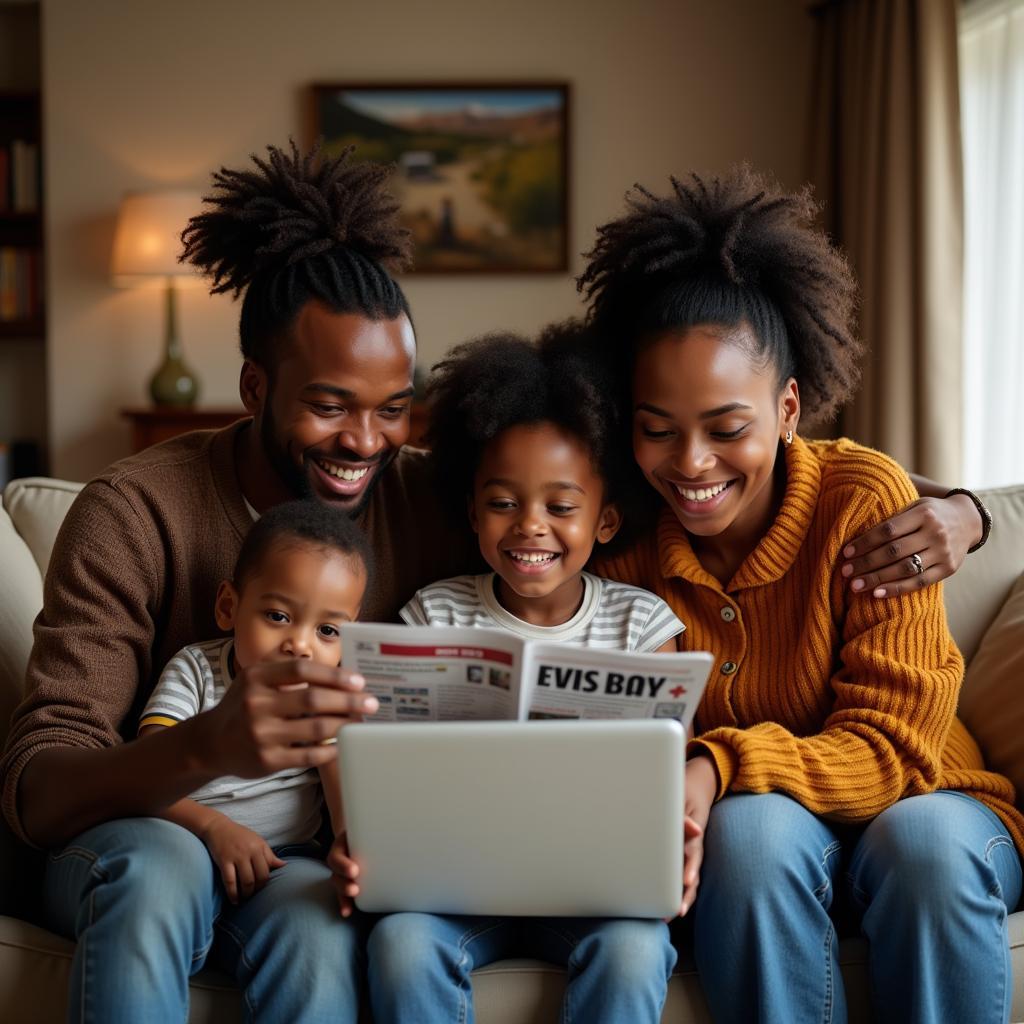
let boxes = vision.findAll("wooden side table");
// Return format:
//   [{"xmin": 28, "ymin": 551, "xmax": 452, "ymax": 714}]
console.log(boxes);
[
  {"xmin": 121, "ymin": 407, "xmax": 248, "ymax": 453},
  {"xmin": 122, "ymin": 404, "xmax": 430, "ymax": 454}
]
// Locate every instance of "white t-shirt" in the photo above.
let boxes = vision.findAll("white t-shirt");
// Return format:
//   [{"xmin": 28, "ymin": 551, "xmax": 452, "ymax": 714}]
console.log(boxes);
[
  {"xmin": 139, "ymin": 638, "xmax": 323, "ymax": 847},
  {"xmin": 400, "ymin": 572, "xmax": 685, "ymax": 651}
]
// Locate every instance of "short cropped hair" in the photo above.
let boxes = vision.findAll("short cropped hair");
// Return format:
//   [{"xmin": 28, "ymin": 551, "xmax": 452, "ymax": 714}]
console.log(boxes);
[{"xmin": 233, "ymin": 499, "xmax": 373, "ymax": 590}]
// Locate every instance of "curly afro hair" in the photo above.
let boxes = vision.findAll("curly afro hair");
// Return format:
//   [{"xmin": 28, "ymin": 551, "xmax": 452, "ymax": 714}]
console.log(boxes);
[
  {"xmin": 180, "ymin": 140, "xmax": 413, "ymax": 369},
  {"xmin": 577, "ymin": 165, "xmax": 861, "ymax": 426},
  {"xmin": 425, "ymin": 323, "xmax": 628, "ymax": 523}
]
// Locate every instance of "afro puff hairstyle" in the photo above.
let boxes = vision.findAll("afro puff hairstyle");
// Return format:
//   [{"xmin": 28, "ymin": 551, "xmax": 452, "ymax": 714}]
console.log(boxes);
[
  {"xmin": 180, "ymin": 140, "xmax": 413, "ymax": 370},
  {"xmin": 577, "ymin": 165, "xmax": 862, "ymax": 426},
  {"xmin": 424, "ymin": 323, "xmax": 629, "ymax": 524}
]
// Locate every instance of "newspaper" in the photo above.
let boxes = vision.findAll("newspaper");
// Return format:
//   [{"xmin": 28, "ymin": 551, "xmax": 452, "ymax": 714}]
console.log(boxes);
[{"xmin": 340, "ymin": 623, "xmax": 713, "ymax": 730}]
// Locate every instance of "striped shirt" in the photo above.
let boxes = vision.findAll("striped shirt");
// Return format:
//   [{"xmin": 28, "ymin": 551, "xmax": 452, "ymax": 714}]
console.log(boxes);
[
  {"xmin": 400, "ymin": 572, "xmax": 685, "ymax": 651},
  {"xmin": 139, "ymin": 638, "xmax": 323, "ymax": 847}
]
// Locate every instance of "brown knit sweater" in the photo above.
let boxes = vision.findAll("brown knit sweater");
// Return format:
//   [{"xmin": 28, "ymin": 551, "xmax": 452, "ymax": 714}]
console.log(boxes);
[
  {"xmin": 596, "ymin": 436, "xmax": 1024, "ymax": 856},
  {"xmin": 0, "ymin": 422, "xmax": 476, "ymax": 843}
]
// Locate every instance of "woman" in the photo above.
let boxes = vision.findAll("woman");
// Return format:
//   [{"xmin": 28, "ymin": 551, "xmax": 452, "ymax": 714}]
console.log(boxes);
[{"xmin": 582, "ymin": 168, "xmax": 1023, "ymax": 1024}]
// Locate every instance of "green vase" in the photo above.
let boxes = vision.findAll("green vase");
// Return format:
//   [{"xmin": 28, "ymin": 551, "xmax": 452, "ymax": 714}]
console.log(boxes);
[{"xmin": 150, "ymin": 279, "xmax": 199, "ymax": 407}]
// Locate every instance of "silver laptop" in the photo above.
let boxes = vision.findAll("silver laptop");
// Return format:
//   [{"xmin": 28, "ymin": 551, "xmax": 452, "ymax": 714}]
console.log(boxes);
[{"xmin": 338, "ymin": 719, "xmax": 685, "ymax": 918}]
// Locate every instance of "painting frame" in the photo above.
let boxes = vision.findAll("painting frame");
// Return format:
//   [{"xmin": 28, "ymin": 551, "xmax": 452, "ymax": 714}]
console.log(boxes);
[{"xmin": 309, "ymin": 82, "xmax": 570, "ymax": 275}]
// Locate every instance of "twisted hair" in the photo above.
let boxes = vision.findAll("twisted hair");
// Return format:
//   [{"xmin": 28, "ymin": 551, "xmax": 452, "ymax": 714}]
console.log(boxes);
[
  {"xmin": 577, "ymin": 166, "xmax": 861, "ymax": 425},
  {"xmin": 425, "ymin": 323, "xmax": 627, "ymax": 523},
  {"xmin": 181, "ymin": 140, "xmax": 413, "ymax": 368}
]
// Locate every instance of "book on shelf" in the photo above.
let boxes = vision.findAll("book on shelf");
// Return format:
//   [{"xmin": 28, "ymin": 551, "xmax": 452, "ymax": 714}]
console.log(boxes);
[
  {"xmin": 0, "ymin": 247, "xmax": 42, "ymax": 322},
  {"xmin": 0, "ymin": 141, "xmax": 40, "ymax": 214}
]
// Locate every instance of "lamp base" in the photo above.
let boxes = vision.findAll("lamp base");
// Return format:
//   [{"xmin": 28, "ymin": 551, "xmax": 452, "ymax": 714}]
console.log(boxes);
[{"xmin": 150, "ymin": 355, "xmax": 199, "ymax": 407}]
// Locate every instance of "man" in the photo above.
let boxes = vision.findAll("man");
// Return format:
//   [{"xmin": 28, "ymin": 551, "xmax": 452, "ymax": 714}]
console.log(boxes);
[{"xmin": 0, "ymin": 142, "xmax": 470, "ymax": 1022}]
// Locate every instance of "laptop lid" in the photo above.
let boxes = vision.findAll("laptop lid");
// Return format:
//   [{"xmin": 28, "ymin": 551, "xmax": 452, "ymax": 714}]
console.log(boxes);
[{"xmin": 339, "ymin": 719, "xmax": 684, "ymax": 918}]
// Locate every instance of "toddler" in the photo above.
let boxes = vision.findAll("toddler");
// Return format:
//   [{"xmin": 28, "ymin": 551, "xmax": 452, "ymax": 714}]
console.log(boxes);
[{"xmin": 139, "ymin": 499, "xmax": 372, "ymax": 905}]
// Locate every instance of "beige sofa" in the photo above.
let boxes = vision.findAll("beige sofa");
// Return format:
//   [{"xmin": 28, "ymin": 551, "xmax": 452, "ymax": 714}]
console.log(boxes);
[{"xmin": 1, "ymin": 475, "xmax": 1022, "ymax": 1023}]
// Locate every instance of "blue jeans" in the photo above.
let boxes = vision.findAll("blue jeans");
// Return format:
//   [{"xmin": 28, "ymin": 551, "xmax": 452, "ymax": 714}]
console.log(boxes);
[
  {"xmin": 367, "ymin": 912, "xmax": 676, "ymax": 1023},
  {"xmin": 692, "ymin": 791, "xmax": 1022, "ymax": 1024},
  {"xmin": 42, "ymin": 817, "xmax": 363, "ymax": 1023}
]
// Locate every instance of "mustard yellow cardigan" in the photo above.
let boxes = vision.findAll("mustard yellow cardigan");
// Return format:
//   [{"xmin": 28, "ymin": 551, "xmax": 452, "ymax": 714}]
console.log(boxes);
[{"xmin": 596, "ymin": 436, "xmax": 1024, "ymax": 854}]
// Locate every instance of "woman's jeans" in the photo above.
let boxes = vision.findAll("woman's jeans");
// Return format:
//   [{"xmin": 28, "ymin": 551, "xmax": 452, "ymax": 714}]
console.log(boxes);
[
  {"xmin": 693, "ymin": 791, "xmax": 1023, "ymax": 1024},
  {"xmin": 42, "ymin": 817, "xmax": 363, "ymax": 1023},
  {"xmin": 367, "ymin": 912, "xmax": 676, "ymax": 1024}
]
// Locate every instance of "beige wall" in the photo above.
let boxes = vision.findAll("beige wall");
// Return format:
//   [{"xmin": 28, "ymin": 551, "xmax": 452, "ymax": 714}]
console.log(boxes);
[{"xmin": 41, "ymin": 0, "xmax": 813, "ymax": 480}]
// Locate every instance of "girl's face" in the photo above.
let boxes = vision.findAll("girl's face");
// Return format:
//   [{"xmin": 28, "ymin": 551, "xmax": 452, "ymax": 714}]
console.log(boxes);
[
  {"xmin": 631, "ymin": 325, "xmax": 799, "ymax": 543},
  {"xmin": 469, "ymin": 422, "xmax": 621, "ymax": 622}
]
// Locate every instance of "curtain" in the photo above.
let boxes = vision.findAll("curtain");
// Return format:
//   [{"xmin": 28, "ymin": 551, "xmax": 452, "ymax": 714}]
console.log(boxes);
[
  {"xmin": 807, "ymin": 0, "xmax": 964, "ymax": 482},
  {"xmin": 960, "ymin": 0, "xmax": 1024, "ymax": 488}
]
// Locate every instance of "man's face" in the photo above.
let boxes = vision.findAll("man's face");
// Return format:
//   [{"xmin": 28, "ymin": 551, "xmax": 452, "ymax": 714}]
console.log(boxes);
[{"xmin": 246, "ymin": 301, "xmax": 416, "ymax": 515}]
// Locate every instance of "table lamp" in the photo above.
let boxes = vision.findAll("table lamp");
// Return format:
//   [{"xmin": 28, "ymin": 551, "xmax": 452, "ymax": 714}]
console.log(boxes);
[{"xmin": 111, "ymin": 190, "xmax": 203, "ymax": 407}]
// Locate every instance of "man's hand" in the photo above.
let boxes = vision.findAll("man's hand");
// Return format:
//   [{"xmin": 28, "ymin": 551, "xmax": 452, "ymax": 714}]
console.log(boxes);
[
  {"xmin": 201, "ymin": 816, "xmax": 285, "ymax": 904},
  {"xmin": 840, "ymin": 494, "xmax": 981, "ymax": 598},
  {"xmin": 197, "ymin": 660, "xmax": 378, "ymax": 779},
  {"xmin": 326, "ymin": 830, "xmax": 360, "ymax": 918},
  {"xmin": 675, "ymin": 754, "xmax": 718, "ymax": 918}
]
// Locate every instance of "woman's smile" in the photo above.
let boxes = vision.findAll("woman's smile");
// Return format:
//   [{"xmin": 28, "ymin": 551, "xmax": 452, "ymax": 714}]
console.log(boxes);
[{"xmin": 663, "ymin": 478, "xmax": 738, "ymax": 516}]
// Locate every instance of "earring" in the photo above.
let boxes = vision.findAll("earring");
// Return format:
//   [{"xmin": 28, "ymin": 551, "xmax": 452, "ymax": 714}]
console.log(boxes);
[{"xmin": 784, "ymin": 430, "xmax": 794, "ymax": 445}]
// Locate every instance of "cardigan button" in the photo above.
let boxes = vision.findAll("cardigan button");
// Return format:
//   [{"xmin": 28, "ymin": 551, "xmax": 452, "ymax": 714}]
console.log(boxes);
[
  {"xmin": 721, "ymin": 661, "xmax": 737, "ymax": 675},
  {"xmin": 720, "ymin": 606, "xmax": 736, "ymax": 622}
]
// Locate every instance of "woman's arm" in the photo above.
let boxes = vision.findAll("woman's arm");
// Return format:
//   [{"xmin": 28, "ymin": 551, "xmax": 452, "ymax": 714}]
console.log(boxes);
[
  {"xmin": 691, "ymin": 475, "xmax": 963, "ymax": 821},
  {"xmin": 840, "ymin": 475, "xmax": 987, "ymax": 598}
]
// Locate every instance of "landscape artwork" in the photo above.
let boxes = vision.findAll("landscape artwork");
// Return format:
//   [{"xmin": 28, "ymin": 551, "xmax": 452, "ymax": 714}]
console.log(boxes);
[{"xmin": 312, "ymin": 84, "xmax": 569, "ymax": 273}]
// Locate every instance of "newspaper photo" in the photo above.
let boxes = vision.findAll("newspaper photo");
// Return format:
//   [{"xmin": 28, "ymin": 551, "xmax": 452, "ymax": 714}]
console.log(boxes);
[{"xmin": 340, "ymin": 623, "xmax": 713, "ymax": 732}]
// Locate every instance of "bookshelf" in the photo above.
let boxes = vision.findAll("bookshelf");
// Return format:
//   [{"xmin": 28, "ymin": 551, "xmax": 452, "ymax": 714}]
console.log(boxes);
[
  {"xmin": 0, "ymin": 1, "xmax": 45, "ymax": 482},
  {"xmin": 0, "ymin": 89, "xmax": 43, "ymax": 338}
]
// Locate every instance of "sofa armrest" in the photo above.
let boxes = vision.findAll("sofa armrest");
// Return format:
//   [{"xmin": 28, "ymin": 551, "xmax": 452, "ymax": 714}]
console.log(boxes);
[{"xmin": 0, "ymin": 503, "xmax": 42, "ymax": 743}]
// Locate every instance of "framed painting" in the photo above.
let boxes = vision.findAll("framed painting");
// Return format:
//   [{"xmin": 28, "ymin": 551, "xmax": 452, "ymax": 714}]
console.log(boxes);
[{"xmin": 310, "ymin": 83, "xmax": 569, "ymax": 273}]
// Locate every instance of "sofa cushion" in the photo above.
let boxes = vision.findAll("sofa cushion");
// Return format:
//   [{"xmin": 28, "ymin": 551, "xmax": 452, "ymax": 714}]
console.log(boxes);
[
  {"xmin": 2, "ymin": 478, "xmax": 83, "ymax": 580},
  {"xmin": 944, "ymin": 484, "xmax": 1024, "ymax": 663},
  {"xmin": 959, "ymin": 570, "xmax": 1024, "ymax": 799}
]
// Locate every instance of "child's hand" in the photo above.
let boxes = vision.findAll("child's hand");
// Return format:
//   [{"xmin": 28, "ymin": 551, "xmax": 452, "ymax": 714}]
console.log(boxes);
[
  {"xmin": 201, "ymin": 817, "xmax": 285, "ymax": 904},
  {"xmin": 673, "ymin": 754, "xmax": 718, "ymax": 919},
  {"xmin": 326, "ymin": 830, "xmax": 360, "ymax": 918}
]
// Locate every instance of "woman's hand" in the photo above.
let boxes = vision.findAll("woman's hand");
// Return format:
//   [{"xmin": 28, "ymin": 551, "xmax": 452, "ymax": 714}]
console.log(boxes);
[
  {"xmin": 676, "ymin": 754, "xmax": 718, "ymax": 918},
  {"xmin": 326, "ymin": 830, "xmax": 360, "ymax": 918},
  {"xmin": 840, "ymin": 493, "xmax": 982, "ymax": 598},
  {"xmin": 201, "ymin": 816, "xmax": 285, "ymax": 904}
]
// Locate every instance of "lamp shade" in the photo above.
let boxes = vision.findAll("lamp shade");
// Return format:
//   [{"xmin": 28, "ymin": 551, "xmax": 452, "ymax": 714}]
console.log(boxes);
[{"xmin": 111, "ymin": 190, "xmax": 202, "ymax": 282}]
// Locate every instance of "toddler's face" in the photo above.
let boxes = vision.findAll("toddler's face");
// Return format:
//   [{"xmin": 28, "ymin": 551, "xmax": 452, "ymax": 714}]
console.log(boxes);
[
  {"xmin": 216, "ymin": 539, "xmax": 366, "ymax": 671},
  {"xmin": 469, "ymin": 422, "xmax": 620, "ymax": 612}
]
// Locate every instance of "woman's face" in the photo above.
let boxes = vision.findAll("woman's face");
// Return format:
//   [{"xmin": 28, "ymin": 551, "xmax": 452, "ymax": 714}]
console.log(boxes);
[{"xmin": 631, "ymin": 324, "xmax": 799, "ymax": 542}]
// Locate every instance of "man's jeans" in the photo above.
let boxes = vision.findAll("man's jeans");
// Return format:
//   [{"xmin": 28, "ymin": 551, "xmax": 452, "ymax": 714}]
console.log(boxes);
[
  {"xmin": 367, "ymin": 912, "xmax": 676, "ymax": 1024},
  {"xmin": 692, "ymin": 791, "xmax": 1023, "ymax": 1024},
  {"xmin": 42, "ymin": 817, "xmax": 363, "ymax": 1023}
]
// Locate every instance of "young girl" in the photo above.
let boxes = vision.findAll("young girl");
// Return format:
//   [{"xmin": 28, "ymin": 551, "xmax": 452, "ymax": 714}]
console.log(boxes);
[
  {"xmin": 365, "ymin": 329, "xmax": 686, "ymax": 1024},
  {"xmin": 577, "ymin": 166, "xmax": 1024, "ymax": 1024}
]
